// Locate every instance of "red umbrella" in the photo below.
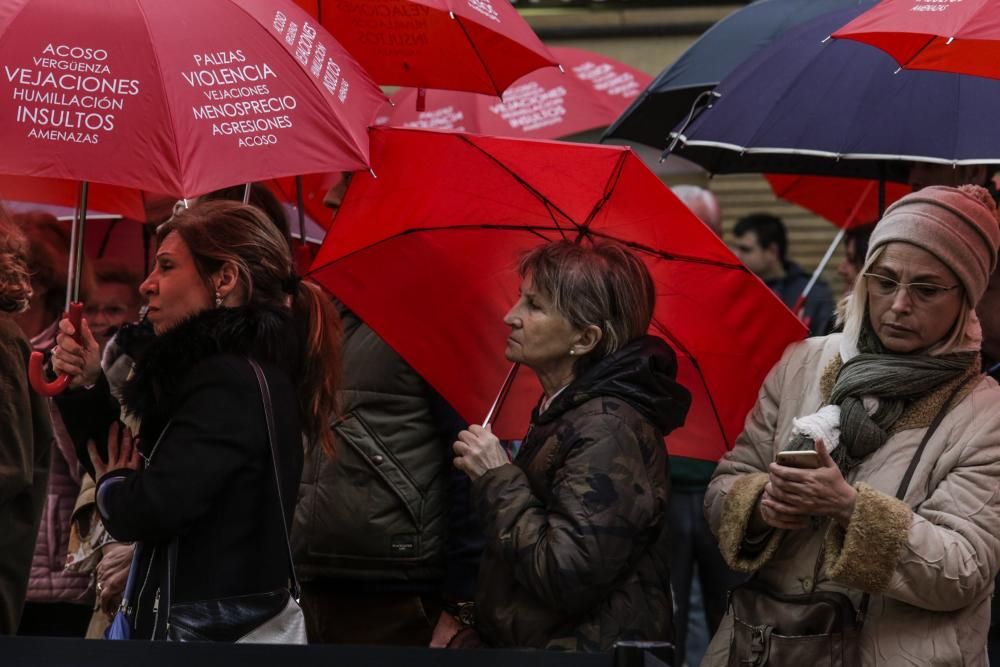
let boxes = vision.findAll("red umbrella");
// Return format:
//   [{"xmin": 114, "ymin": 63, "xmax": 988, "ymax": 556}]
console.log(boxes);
[
  {"xmin": 294, "ymin": 0, "xmax": 557, "ymax": 95},
  {"xmin": 831, "ymin": 0, "xmax": 1000, "ymax": 78},
  {"xmin": 309, "ymin": 128, "xmax": 806, "ymax": 462},
  {"xmin": 0, "ymin": 176, "xmax": 149, "ymax": 221},
  {"xmin": 377, "ymin": 46, "xmax": 652, "ymax": 139},
  {"xmin": 765, "ymin": 174, "xmax": 911, "ymax": 229},
  {"xmin": 0, "ymin": 0, "xmax": 385, "ymax": 196}
]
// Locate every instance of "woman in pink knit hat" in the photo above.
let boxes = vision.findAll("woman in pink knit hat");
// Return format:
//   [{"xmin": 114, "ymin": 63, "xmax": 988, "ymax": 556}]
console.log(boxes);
[{"xmin": 702, "ymin": 184, "xmax": 1000, "ymax": 666}]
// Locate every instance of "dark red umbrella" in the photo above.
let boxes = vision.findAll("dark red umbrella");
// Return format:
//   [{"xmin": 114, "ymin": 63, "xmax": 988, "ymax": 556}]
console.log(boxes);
[
  {"xmin": 309, "ymin": 128, "xmax": 806, "ymax": 462},
  {"xmin": 765, "ymin": 174, "xmax": 911, "ymax": 229},
  {"xmin": 832, "ymin": 0, "xmax": 1000, "ymax": 78},
  {"xmin": 294, "ymin": 0, "xmax": 557, "ymax": 95},
  {"xmin": 378, "ymin": 47, "xmax": 651, "ymax": 139}
]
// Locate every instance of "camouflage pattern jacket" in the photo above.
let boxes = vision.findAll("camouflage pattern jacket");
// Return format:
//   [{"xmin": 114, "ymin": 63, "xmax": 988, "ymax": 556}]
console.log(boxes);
[{"xmin": 472, "ymin": 336, "xmax": 691, "ymax": 651}]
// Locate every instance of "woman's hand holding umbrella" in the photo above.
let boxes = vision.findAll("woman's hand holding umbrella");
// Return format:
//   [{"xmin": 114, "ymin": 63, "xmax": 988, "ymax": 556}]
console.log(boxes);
[
  {"xmin": 453, "ymin": 424, "xmax": 509, "ymax": 480},
  {"xmin": 765, "ymin": 440, "xmax": 858, "ymax": 528},
  {"xmin": 51, "ymin": 316, "xmax": 102, "ymax": 389}
]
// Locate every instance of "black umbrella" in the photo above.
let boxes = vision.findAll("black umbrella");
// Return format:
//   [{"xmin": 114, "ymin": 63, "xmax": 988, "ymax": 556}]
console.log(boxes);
[{"xmin": 602, "ymin": 0, "xmax": 875, "ymax": 149}]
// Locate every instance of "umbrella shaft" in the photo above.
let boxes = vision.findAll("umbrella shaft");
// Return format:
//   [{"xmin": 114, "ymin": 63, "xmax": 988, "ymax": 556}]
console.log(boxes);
[
  {"xmin": 66, "ymin": 182, "xmax": 90, "ymax": 309},
  {"xmin": 800, "ymin": 227, "xmax": 845, "ymax": 303}
]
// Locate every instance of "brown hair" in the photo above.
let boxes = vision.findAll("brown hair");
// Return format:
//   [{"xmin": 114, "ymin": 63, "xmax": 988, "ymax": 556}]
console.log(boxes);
[
  {"xmin": 519, "ymin": 240, "xmax": 654, "ymax": 371},
  {"xmin": 0, "ymin": 206, "xmax": 32, "ymax": 314},
  {"xmin": 158, "ymin": 201, "xmax": 342, "ymax": 455},
  {"xmin": 14, "ymin": 211, "xmax": 95, "ymax": 323}
]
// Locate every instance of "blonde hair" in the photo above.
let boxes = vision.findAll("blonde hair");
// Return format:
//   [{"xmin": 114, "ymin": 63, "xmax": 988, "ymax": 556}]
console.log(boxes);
[
  {"xmin": 518, "ymin": 240, "xmax": 654, "ymax": 371},
  {"xmin": 0, "ymin": 208, "xmax": 32, "ymax": 313}
]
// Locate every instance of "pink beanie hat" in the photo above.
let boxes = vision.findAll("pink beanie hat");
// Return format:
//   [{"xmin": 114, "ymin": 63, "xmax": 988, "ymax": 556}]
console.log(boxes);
[{"xmin": 869, "ymin": 184, "xmax": 1000, "ymax": 305}]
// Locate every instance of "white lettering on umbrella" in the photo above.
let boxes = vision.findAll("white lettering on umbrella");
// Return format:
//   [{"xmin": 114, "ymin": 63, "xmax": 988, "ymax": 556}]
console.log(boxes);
[
  {"xmin": 6, "ymin": 43, "xmax": 141, "ymax": 145},
  {"xmin": 270, "ymin": 11, "xmax": 350, "ymax": 105},
  {"xmin": 401, "ymin": 105, "xmax": 466, "ymax": 132},
  {"xmin": 490, "ymin": 82, "xmax": 566, "ymax": 133},
  {"xmin": 572, "ymin": 61, "xmax": 641, "ymax": 99},
  {"xmin": 468, "ymin": 0, "xmax": 501, "ymax": 23}
]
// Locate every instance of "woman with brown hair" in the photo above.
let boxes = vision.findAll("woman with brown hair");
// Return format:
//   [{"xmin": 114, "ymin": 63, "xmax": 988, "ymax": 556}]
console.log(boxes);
[
  {"xmin": 452, "ymin": 240, "xmax": 691, "ymax": 650},
  {"xmin": 51, "ymin": 200, "xmax": 342, "ymax": 640},
  {"xmin": 0, "ymin": 207, "xmax": 52, "ymax": 634}
]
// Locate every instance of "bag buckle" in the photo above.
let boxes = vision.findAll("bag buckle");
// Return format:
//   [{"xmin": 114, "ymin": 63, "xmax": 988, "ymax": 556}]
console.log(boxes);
[{"xmin": 741, "ymin": 624, "xmax": 771, "ymax": 666}]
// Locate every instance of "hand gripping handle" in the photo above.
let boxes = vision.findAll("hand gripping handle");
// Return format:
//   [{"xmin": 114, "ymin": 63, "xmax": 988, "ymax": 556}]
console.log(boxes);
[{"xmin": 29, "ymin": 302, "xmax": 83, "ymax": 397}]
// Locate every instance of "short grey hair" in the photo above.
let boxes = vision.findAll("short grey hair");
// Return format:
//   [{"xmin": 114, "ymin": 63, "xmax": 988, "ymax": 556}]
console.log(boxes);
[{"xmin": 518, "ymin": 240, "xmax": 654, "ymax": 370}]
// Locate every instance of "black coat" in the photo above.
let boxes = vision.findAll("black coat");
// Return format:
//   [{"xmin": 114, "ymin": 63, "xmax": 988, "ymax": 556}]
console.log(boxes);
[{"xmin": 95, "ymin": 305, "xmax": 304, "ymax": 639}]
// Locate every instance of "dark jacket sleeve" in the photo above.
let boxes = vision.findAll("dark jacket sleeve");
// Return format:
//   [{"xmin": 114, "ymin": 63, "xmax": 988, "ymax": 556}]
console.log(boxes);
[
  {"xmin": 95, "ymin": 356, "xmax": 263, "ymax": 543},
  {"xmin": 472, "ymin": 412, "xmax": 662, "ymax": 613},
  {"xmin": 428, "ymin": 391, "xmax": 483, "ymax": 602},
  {"xmin": 0, "ymin": 332, "xmax": 51, "ymax": 506},
  {"xmin": 53, "ymin": 373, "xmax": 119, "ymax": 481}
]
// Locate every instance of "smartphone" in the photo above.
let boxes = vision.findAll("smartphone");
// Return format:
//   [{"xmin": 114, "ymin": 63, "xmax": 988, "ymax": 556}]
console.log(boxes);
[{"xmin": 775, "ymin": 450, "xmax": 821, "ymax": 469}]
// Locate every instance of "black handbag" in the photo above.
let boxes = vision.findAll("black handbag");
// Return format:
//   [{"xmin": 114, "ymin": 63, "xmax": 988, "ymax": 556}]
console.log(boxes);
[
  {"xmin": 160, "ymin": 359, "xmax": 307, "ymax": 643},
  {"xmin": 727, "ymin": 383, "xmax": 962, "ymax": 666}
]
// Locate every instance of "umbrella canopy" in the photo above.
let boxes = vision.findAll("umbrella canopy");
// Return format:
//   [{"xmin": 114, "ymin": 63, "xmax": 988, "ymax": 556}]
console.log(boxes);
[
  {"xmin": 832, "ymin": 0, "xmax": 1000, "ymax": 79},
  {"xmin": 378, "ymin": 47, "xmax": 651, "ymax": 139},
  {"xmin": 0, "ymin": 175, "xmax": 148, "ymax": 220},
  {"xmin": 294, "ymin": 0, "xmax": 557, "ymax": 95},
  {"xmin": 603, "ymin": 0, "xmax": 876, "ymax": 149},
  {"xmin": 668, "ymin": 7, "xmax": 1000, "ymax": 180},
  {"xmin": 0, "ymin": 0, "xmax": 385, "ymax": 197},
  {"xmin": 765, "ymin": 174, "xmax": 911, "ymax": 229},
  {"xmin": 309, "ymin": 127, "xmax": 806, "ymax": 462}
]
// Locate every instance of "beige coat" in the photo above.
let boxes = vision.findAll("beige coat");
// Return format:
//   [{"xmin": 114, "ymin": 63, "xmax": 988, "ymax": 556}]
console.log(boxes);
[{"xmin": 703, "ymin": 334, "xmax": 1000, "ymax": 667}]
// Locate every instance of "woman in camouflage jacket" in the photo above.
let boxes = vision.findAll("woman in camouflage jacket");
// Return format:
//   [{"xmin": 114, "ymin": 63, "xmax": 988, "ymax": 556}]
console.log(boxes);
[{"xmin": 453, "ymin": 240, "xmax": 691, "ymax": 651}]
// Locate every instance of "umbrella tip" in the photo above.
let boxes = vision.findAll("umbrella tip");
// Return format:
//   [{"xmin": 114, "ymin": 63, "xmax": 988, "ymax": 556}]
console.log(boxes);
[
  {"xmin": 558, "ymin": 64, "xmax": 565, "ymax": 73},
  {"xmin": 369, "ymin": 168, "xmax": 378, "ymax": 179},
  {"xmin": 893, "ymin": 66, "xmax": 902, "ymax": 74},
  {"xmin": 449, "ymin": 10, "xmax": 456, "ymax": 19},
  {"xmin": 946, "ymin": 36, "xmax": 954, "ymax": 45},
  {"xmin": 821, "ymin": 35, "xmax": 831, "ymax": 44}
]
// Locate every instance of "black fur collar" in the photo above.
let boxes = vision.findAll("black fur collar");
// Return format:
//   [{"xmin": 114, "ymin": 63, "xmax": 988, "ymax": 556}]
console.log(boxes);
[{"xmin": 122, "ymin": 304, "xmax": 299, "ymax": 426}]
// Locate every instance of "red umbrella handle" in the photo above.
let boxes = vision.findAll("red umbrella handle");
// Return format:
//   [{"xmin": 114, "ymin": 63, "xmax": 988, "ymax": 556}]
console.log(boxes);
[{"xmin": 29, "ymin": 302, "xmax": 84, "ymax": 397}]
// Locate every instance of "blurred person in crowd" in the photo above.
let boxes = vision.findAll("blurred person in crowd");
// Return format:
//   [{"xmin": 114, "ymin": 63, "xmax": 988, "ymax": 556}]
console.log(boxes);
[
  {"xmin": 51, "ymin": 201, "xmax": 342, "ymax": 640},
  {"xmin": 672, "ymin": 184, "xmax": 722, "ymax": 237},
  {"xmin": 292, "ymin": 177, "xmax": 483, "ymax": 648},
  {"xmin": 60, "ymin": 261, "xmax": 142, "ymax": 638},
  {"xmin": 703, "ymin": 185, "xmax": 1000, "ymax": 666},
  {"xmin": 12, "ymin": 212, "xmax": 95, "ymax": 637},
  {"xmin": 0, "ymin": 207, "xmax": 52, "ymax": 635},
  {"xmin": 835, "ymin": 225, "xmax": 876, "ymax": 299},
  {"xmin": 733, "ymin": 213, "xmax": 835, "ymax": 336},
  {"xmin": 453, "ymin": 240, "xmax": 691, "ymax": 650},
  {"xmin": 670, "ymin": 184, "xmax": 742, "ymax": 667}
]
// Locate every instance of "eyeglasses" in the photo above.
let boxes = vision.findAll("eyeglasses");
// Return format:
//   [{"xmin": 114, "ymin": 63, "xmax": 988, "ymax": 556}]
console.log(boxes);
[{"xmin": 862, "ymin": 272, "xmax": 960, "ymax": 305}]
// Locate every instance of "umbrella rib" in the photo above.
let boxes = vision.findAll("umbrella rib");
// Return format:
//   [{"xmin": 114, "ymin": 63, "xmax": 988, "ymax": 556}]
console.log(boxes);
[
  {"xmin": 580, "ymin": 152, "xmax": 628, "ymax": 232},
  {"xmin": 649, "ymin": 317, "xmax": 731, "ymax": 451},
  {"xmin": 584, "ymin": 229, "xmax": 749, "ymax": 271},
  {"xmin": 455, "ymin": 135, "xmax": 581, "ymax": 232},
  {"xmin": 451, "ymin": 14, "xmax": 504, "ymax": 98}
]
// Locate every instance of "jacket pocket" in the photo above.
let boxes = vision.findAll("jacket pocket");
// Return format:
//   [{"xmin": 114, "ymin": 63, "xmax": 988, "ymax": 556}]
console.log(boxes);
[{"xmin": 305, "ymin": 412, "xmax": 425, "ymax": 561}]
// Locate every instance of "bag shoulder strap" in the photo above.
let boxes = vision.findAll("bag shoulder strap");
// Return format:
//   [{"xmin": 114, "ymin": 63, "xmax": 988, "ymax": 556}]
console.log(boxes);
[
  {"xmin": 856, "ymin": 379, "xmax": 965, "ymax": 621},
  {"xmin": 247, "ymin": 358, "xmax": 301, "ymax": 601}
]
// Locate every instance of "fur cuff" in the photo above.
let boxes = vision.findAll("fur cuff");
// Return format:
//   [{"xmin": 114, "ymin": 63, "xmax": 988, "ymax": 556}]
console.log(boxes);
[
  {"xmin": 824, "ymin": 482, "xmax": 912, "ymax": 592},
  {"xmin": 717, "ymin": 473, "xmax": 783, "ymax": 572}
]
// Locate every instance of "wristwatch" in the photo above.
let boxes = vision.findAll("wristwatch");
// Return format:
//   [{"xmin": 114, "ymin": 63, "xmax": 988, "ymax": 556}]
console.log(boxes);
[{"xmin": 443, "ymin": 600, "xmax": 476, "ymax": 627}]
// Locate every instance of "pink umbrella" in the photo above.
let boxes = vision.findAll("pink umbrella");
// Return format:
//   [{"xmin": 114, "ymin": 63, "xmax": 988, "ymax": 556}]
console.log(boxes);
[
  {"xmin": 0, "ymin": 0, "xmax": 385, "ymax": 196},
  {"xmin": 0, "ymin": 0, "xmax": 385, "ymax": 394},
  {"xmin": 378, "ymin": 47, "xmax": 652, "ymax": 139}
]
